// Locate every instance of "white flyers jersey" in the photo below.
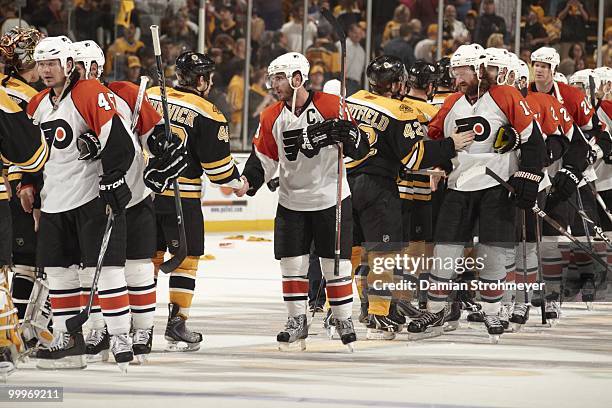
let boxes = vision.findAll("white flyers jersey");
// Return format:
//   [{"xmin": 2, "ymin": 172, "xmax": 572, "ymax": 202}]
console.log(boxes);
[
  {"xmin": 595, "ymin": 101, "xmax": 612, "ymax": 191},
  {"xmin": 428, "ymin": 85, "xmax": 537, "ymax": 191},
  {"xmin": 252, "ymin": 91, "xmax": 349, "ymax": 211},
  {"xmin": 28, "ymin": 79, "xmax": 135, "ymax": 213},
  {"xmin": 108, "ymin": 81, "xmax": 162, "ymax": 208}
]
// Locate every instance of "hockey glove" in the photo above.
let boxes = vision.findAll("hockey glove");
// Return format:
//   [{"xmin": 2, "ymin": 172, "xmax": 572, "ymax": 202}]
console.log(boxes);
[
  {"xmin": 300, "ymin": 119, "xmax": 338, "ymax": 157},
  {"xmin": 594, "ymin": 130, "xmax": 612, "ymax": 164},
  {"xmin": 99, "ymin": 171, "xmax": 131, "ymax": 214},
  {"xmin": 329, "ymin": 119, "xmax": 360, "ymax": 146},
  {"xmin": 493, "ymin": 125, "xmax": 520, "ymax": 154},
  {"xmin": 77, "ymin": 130, "xmax": 101, "ymax": 160},
  {"xmin": 550, "ymin": 165, "xmax": 581, "ymax": 204},
  {"xmin": 143, "ymin": 145, "xmax": 189, "ymax": 193},
  {"xmin": 509, "ymin": 168, "xmax": 543, "ymax": 209},
  {"xmin": 544, "ymin": 134, "xmax": 568, "ymax": 167},
  {"xmin": 147, "ymin": 125, "xmax": 183, "ymax": 157}
]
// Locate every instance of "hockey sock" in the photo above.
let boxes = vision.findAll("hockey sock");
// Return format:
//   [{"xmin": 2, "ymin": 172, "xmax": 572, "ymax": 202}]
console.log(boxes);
[
  {"xmin": 10, "ymin": 266, "xmax": 36, "ymax": 323},
  {"xmin": 514, "ymin": 243, "xmax": 537, "ymax": 303},
  {"xmin": 478, "ymin": 245, "xmax": 506, "ymax": 305},
  {"xmin": 280, "ymin": 255, "xmax": 309, "ymax": 317},
  {"xmin": 78, "ymin": 267, "xmax": 104, "ymax": 330},
  {"xmin": 542, "ymin": 238, "xmax": 565, "ymax": 295},
  {"xmin": 97, "ymin": 267, "xmax": 131, "ymax": 335},
  {"xmin": 502, "ymin": 247, "xmax": 516, "ymax": 304},
  {"xmin": 125, "ymin": 259, "xmax": 156, "ymax": 329},
  {"xmin": 169, "ymin": 256, "xmax": 199, "ymax": 319},
  {"xmin": 427, "ymin": 244, "xmax": 463, "ymax": 306},
  {"xmin": 47, "ymin": 267, "xmax": 81, "ymax": 333},
  {"xmin": 321, "ymin": 258, "xmax": 353, "ymax": 320}
]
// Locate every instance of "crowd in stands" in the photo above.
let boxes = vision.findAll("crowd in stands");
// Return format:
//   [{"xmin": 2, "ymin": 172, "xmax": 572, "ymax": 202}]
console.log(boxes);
[{"xmin": 1, "ymin": 0, "xmax": 611, "ymax": 149}]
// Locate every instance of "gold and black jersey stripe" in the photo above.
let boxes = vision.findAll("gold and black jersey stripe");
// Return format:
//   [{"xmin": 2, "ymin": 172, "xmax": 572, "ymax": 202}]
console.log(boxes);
[
  {"xmin": 147, "ymin": 86, "xmax": 240, "ymax": 200},
  {"xmin": 0, "ymin": 73, "xmax": 38, "ymax": 110}
]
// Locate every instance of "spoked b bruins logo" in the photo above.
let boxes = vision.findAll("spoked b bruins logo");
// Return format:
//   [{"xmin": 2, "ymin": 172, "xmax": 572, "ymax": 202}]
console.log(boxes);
[{"xmin": 455, "ymin": 116, "xmax": 491, "ymax": 142}]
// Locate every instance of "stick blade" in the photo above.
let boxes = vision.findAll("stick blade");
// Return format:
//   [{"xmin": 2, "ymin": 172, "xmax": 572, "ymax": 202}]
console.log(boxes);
[
  {"xmin": 65, "ymin": 311, "xmax": 89, "ymax": 333},
  {"xmin": 160, "ymin": 247, "xmax": 187, "ymax": 274}
]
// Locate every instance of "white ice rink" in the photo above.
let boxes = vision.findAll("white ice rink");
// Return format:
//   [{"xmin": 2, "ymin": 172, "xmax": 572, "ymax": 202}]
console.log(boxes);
[{"xmin": 6, "ymin": 232, "xmax": 612, "ymax": 408}]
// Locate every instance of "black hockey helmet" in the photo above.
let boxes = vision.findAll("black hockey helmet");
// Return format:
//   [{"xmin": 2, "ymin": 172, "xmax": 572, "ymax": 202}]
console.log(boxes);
[
  {"xmin": 406, "ymin": 59, "xmax": 438, "ymax": 90},
  {"xmin": 366, "ymin": 55, "xmax": 408, "ymax": 96},
  {"xmin": 176, "ymin": 51, "xmax": 215, "ymax": 87},
  {"xmin": 435, "ymin": 57, "xmax": 454, "ymax": 89}
]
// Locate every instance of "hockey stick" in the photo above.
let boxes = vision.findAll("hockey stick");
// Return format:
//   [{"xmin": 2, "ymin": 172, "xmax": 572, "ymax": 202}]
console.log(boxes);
[
  {"xmin": 534, "ymin": 213, "xmax": 548, "ymax": 324},
  {"xmin": 520, "ymin": 209, "xmax": 528, "ymax": 304},
  {"xmin": 151, "ymin": 25, "xmax": 188, "ymax": 274},
  {"xmin": 130, "ymin": 76, "xmax": 149, "ymax": 132},
  {"xmin": 575, "ymin": 184, "xmax": 594, "ymax": 249},
  {"xmin": 485, "ymin": 167, "xmax": 609, "ymax": 271},
  {"xmin": 564, "ymin": 190, "xmax": 612, "ymax": 247},
  {"xmin": 65, "ymin": 209, "xmax": 114, "ymax": 333},
  {"xmin": 587, "ymin": 181, "xmax": 612, "ymax": 224},
  {"xmin": 320, "ymin": 8, "xmax": 346, "ymax": 279}
]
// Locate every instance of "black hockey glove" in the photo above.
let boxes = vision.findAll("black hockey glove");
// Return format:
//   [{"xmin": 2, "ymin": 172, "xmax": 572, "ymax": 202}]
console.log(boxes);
[
  {"xmin": 99, "ymin": 171, "xmax": 131, "ymax": 214},
  {"xmin": 147, "ymin": 125, "xmax": 183, "ymax": 156},
  {"xmin": 493, "ymin": 124, "xmax": 520, "ymax": 154},
  {"xmin": 329, "ymin": 119, "xmax": 360, "ymax": 146},
  {"xmin": 77, "ymin": 130, "xmax": 101, "ymax": 160},
  {"xmin": 300, "ymin": 119, "xmax": 339, "ymax": 157},
  {"xmin": 509, "ymin": 168, "xmax": 543, "ymax": 209},
  {"xmin": 594, "ymin": 130, "xmax": 612, "ymax": 164},
  {"xmin": 143, "ymin": 145, "xmax": 189, "ymax": 193},
  {"xmin": 550, "ymin": 165, "xmax": 581, "ymax": 204},
  {"xmin": 544, "ymin": 134, "xmax": 568, "ymax": 167}
]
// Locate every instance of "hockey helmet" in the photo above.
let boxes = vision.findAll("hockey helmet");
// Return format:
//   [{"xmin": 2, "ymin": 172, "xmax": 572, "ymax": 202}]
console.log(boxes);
[
  {"xmin": 531, "ymin": 47, "xmax": 560, "ymax": 72},
  {"xmin": 593, "ymin": 66, "xmax": 612, "ymax": 85},
  {"xmin": 554, "ymin": 72, "xmax": 568, "ymax": 84},
  {"xmin": 176, "ymin": 51, "xmax": 215, "ymax": 87},
  {"xmin": 0, "ymin": 27, "xmax": 44, "ymax": 70},
  {"xmin": 266, "ymin": 52, "xmax": 310, "ymax": 89},
  {"xmin": 450, "ymin": 43, "xmax": 486, "ymax": 72},
  {"xmin": 71, "ymin": 40, "xmax": 105, "ymax": 79},
  {"xmin": 483, "ymin": 47, "xmax": 513, "ymax": 84},
  {"xmin": 406, "ymin": 59, "xmax": 438, "ymax": 90},
  {"xmin": 34, "ymin": 36, "xmax": 75, "ymax": 76},
  {"xmin": 517, "ymin": 60, "xmax": 530, "ymax": 84},
  {"xmin": 366, "ymin": 55, "xmax": 408, "ymax": 95},
  {"xmin": 569, "ymin": 69, "xmax": 601, "ymax": 94},
  {"xmin": 435, "ymin": 57, "xmax": 454, "ymax": 89}
]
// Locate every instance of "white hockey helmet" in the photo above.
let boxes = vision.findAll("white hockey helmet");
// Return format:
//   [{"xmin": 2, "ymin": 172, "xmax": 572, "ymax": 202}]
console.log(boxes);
[
  {"xmin": 569, "ymin": 69, "xmax": 601, "ymax": 90},
  {"xmin": 484, "ymin": 47, "xmax": 512, "ymax": 84},
  {"xmin": 531, "ymin": 46, "xmax": 560, "ymax": 72},
  {"xmin": 554, "ymin": 72, "xmax": 568, "ymax": 84},
  {"xmin": 593, "ymin": 66, "xmax": 612, "ymax": 85},
  {"xmin": 34, "ymin": 36, "xmax": 75, "ymax": 76},
  {"xmin": 517, "ymin": 60, "xmax": 530, "ymax": 83},
  {"xmin": 323, "ymin": 79, "xmax": 341, "ymax": 96},
  {"xmin": 266, "ymin": 52, "xmax": 310, "ymax": 89},
  {"xmin": 71, "ymin": 40, "xmax": 105, "ymax": 79},
  {"xmin": 450, "ymin": 43, "xmax": 486, "ymax": 72},
  {"xmin": 506, "ymin": 52, "xmax": 521, "ymax": 82}
]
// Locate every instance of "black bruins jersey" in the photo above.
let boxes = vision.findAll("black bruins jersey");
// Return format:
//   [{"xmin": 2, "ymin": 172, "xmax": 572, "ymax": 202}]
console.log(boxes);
[
  {"xmin": 345, "ymin": 90, "xmax": 454, "ymax": 180},
  {"xmin": 147, "ymin": 86, "xmax": 241, "ymax": 203}
]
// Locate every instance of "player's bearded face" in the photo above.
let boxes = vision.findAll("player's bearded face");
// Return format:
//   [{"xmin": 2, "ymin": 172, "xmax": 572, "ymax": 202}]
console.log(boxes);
[
  {"xmin": 37, "ymin": 59, "xmax": 67, "ymax": 88},
  {"xmin": 269, "ymin": 73, "xmax": 293, "ymax": 101},
  {"xmin": 452, "ymin": 66, "xmax": 478, "ymax": 95}
]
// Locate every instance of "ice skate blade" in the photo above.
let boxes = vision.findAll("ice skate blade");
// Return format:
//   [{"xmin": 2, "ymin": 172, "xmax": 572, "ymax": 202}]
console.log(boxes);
[
  {"xmin": 345, "ymin": 343, "xmax": 354, "ymax": 353},
  {"xmin": 365, "ymin": 328, "xmax": 396, "ymax": 340},
  {"xmin": 278, "ymin": 339, "xmax": 306, "ymax": 352},
  {"xmin": 36, "ymin": 354, "xmax": 87, "ymax": 370},
  {"xmin": 511, "ymin": 322, "xmax": 525, "ymax": 333},
  {"xmin": 165, "ymin": 341, "xmax": 200, "ymax": 352},
  {"xmin": 117, "ymin": 362, "xmax": 129, "ymax": 374},
  {"xmin": 407, "ymin": 326, "xmax": 443, "ymax": 341},
  {"xmin": 467, "ymin": 321, "xmax": 484, "ymax": 329},
  {"xmin": 0, "ymin": 363, "xmax": 15, "ymax": 382},
  {"xmin": 86, "ymin": 349, "xmax": 109, "ymax": 363},
  {"xmin": 325, "ymin": 325, "xmax": 337, "ymax": 340},
  {"xmin": 443, "ymin": 321, "xmax": 460, "ymax": 332},
  {"xmin": 586, "ymin": 302, "xmax": 594, "ymax": 311},
  {"xmin": 132, "ymin": 354, "xmax": 148, "ymax": 365},
  {"xmin": 489, "ymin": 334, "xmax": 501, "ymax": 344}
]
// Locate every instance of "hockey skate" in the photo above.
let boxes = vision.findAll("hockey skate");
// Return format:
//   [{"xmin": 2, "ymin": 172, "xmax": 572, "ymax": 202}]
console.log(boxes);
[
  {"xmin": 545, "ymin": 300, "xmax": 561, "ymax": 326},
  {"xmin": 132, "ymin": 327, "xmax": 153, "ymax": 364},
  {"xmin": 580, "ymin": 275, "xmax": 596, "ymax": 311},
  {"xmin": 499, "ymin": 303, "xmax": 513, "ymax": 332},
  {"xmin": 0, "ymin": 346, "xmax": 17, "ymax": 382},
  {"xmin": 111, "ymin": 334, "xmax": 133, "ymax": 373},
  {"xmin": 509, "ymin": 303, "xmax": 530, "ymax": 332},
  {"xmin": 277, "ymin": 315, "xmax": 308, "ymax": 351},
  {"xmin": 85, "ymin": 326, "xmax": 110, "ymax": 362},
  {"xmin": 395, "ymin": 300, "xmax": 425, "ymax": 321},
  {"xmin": 366, "ymin": 313, "xmax": 404, "ymax": 340},
  {"xmin": 165, "ymin": 303, "xmax": 202, "ymax": 352},
  {"xmin": 406, "ymin": 309, "xmax": 445, "ymax": 341},
  {"xmin": 484, "ymin": 315, "xmax": 504, "ymax": 343},
  {"xmin": 334, "ymin": 317, "xmax": 356, "ymax": 352},
  {"xmin": 466, "ymin": 310, "xmax": 485, "ymax": 328},
  {"xmin": 36, "ymin": 331, "xmax": 87, "ymax": 369},
  {"xmin": 442, "ymin": 302, "xmax": 461, "ymax": 332},
  {"xmin": 456, "ymin": 289, "xmax": 482, "ymax": 313}
]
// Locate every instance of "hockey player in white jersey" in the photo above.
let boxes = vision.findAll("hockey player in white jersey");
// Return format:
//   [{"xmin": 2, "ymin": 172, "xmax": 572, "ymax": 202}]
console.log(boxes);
[
  {"xmin": 29, "ymin": 36, "xmax": 136, "ymax": 370},
  {"xmin": 592, "ymin": 67, "xmax": 612, "ymax": 239},
  {"xmin": 71, "ymin": 40, "xmax": 183, "ymax": 362},
  {"xmin": 236, "ymin": 52, "xmax": 370, "ymax": 351},
  {"xmin": 408, "ymin": 44, "xmax": 546, "ymax": 343}
]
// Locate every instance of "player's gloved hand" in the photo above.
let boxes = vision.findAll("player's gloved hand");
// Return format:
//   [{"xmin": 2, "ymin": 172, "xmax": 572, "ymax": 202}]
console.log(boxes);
[
  {"xmin": 143, "ymin": 145, "xmax": 188, "ymax": 193},
  {"xmin": 77, "ymin": 130, "xmax": 101, "ymax": 160},
  {"xmin": 493, "ymin": 124, "xmax": 520, "ymax": 154},
  {"xmin": 544, "ymin": 135, "xmax": 567, "ymax": 166},
  {"xmin": 300, "ymin": 119, "xmax": 338, "ymax": 158},
  {"xmin": 509, "ymin": 168, "xmax": 543, "ymax": 209},
  {"xmin": 329, "ymin": 119, "xmax": 360, "ymax": 145},
  {"xmin": 594, "ymin": 130, "xmax": 612, "ymax": 164},
  {"xmin": 147, "ymin": 125, "xmax": 183, "ymax": 156},
  {"xmin": 99, "ymin": 171, "xmax": 132, "ymax": 214},
  {"xmin": 550, "ymin": 165, "xmax": 581, "ymax": 203}
]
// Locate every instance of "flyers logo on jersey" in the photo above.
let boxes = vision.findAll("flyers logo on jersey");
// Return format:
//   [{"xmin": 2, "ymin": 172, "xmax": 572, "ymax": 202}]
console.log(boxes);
[
  {"xmin": 455, "ymin": 116, "xmax": 491, "ymax": 142},
  {"xmin": 41, "ymin": 119, "xmax": 73, "ymax": 149}
]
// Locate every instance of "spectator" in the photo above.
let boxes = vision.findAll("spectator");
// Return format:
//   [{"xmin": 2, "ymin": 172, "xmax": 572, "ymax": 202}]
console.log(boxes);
[
  {"xmin": 280, "ymin": 4, "xmax": 317, "ymax": 52},
  {"xmin": 211, "ymin": 3, "xmax": 244, "ymax": 44},
  {"xmin": 522, "ymin": 9, "xmax": 549, "ymax": 51},
  {"xmin": 309, "ymin": 64, "xmax": 326, "ymax": 92},
  {"xmin": 306, "ymin": 24, "xmax": 340, "ymax": 76},
  {"xmin": 74, "ymin": 0, "xmax": 105, "ymax": 42},
  {"xmin": 163, "ymin": 13, "xmax": 198, "ymax": 49},
  {"xmin": 1, "ymin": 2, "xmax": 31, "ymax": 36},
  {"xmin": 105, "ymin": 22, "xmax": 144, "ymax": 75},
  {"xmin": 343, "ymin": 23, "xmax": 366, "ymax": 95},
  {"xmin": 557, "ymin": 0, "xmax": 588, "ymax": 61},
  {"xmin": 254, "ymin": 0, "xmax": 283, "ymax": 31},
  {"xmin": 444, "ymin": 4, "xmax": 468, "ymax": 41},
  {"xmin": 382, "ymin": 4, "xmax": 411, "ymax": 45},
  {"xmin": 414, "ymin": 24, "xmax": 438, "ymax": 63},
  {"xmin": 464, "ymin": 10, "xmax": 478, "ymax": 41},
  {"xmin": 248, "ymin": 67, "xmax": 275, "ymax": 141},
  {"xmin": 334, "ymin": 0, "xmax": 362, "ymax": 34},
  {"xmin": 486, "ymin": 33, "xmax": 505, "ymax": 49},
  {"xmin": 226, "ymin": 67, "xmax": 244, "ymax": 138},
  {"xmin": 384, "ymin": 23, "xmax": 416, "ymax": 71},
  {"xmin": 126, "ymin": 56, "xmax": 143, "ymax": 85},
  {"xmin": 559, "ymin": 42, "xmax": 586, "ymax": 76},
  {"xmin": 408, "ymin": 18, "xmax": 423, "ymax": 47},
  {"xmin": 474, "ymin": 0, "xmax": 507, "ymax": 46},
  {"xmin": 479, "ymin": 0, "xmax": 516, "ymax": 39},
  {"xmin": 29, "ymin": 0, "xmax": 65, "ymax": 37},
  {"xmin": 595, "ymin": 27, "xmax": 612, "ymax": 68},
  {"xmin": 256, "ymin": 31, "xmax": 288, "ymax": 67}
]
